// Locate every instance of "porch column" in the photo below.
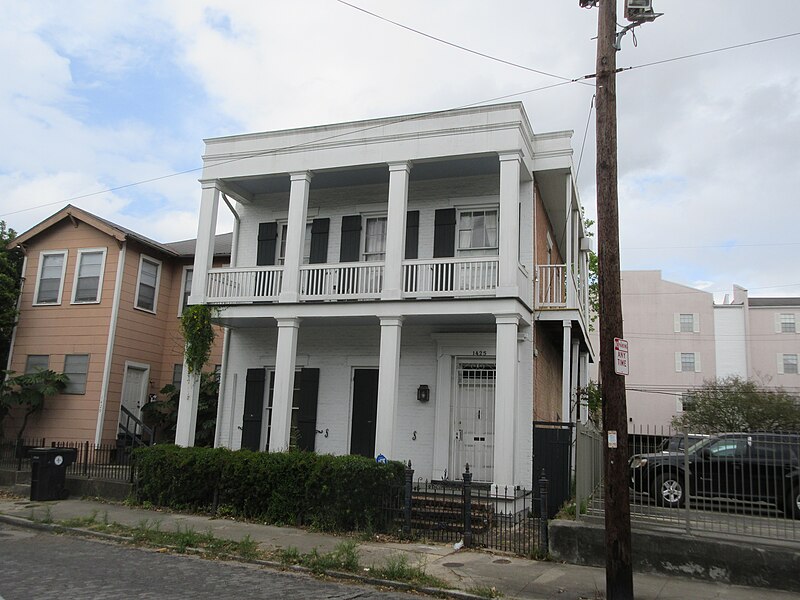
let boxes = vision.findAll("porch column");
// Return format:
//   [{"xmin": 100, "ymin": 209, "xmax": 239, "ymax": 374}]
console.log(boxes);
[
  {"xmin": 375, "ymin": 316, "xmax": 403, "ymax": 459},
  {"xmin": 498, "ymin": 152, "xmax": 522, "ymax": 296},
  {"xmin": 280, "ymin": 172, "xmax": 312, "ymax": 302},
  {"xmin": 269, "ymin": 317, "xmax": 300, "ymax": 451},
  {"xmin": 564, "ymin": 176, "xmax": 574, "ymax": 308},
  {"xmin": 571, "ymin": 340, "xmax": 580, "ymax": 423},
  {"xmin": 382, "ymin": 162, "xmax": 411, "ymax": 300},
  {"xmin": 561, "ymin": 320, "xmax": 572, "ymax": 422},
  {"xmin": 175, "ymin": 363, "xmax": 200, "ymax": 447},
  {"xmin": 494, "ymin": 314, "xmax": 519, "ymax": 489},
  {"xmin": 189, "ymin": 181, "xmax": 220, "ymax": 304},
  {"xmin": 579, "ymin": 350, "xmax": 590, "ymax": 424}
]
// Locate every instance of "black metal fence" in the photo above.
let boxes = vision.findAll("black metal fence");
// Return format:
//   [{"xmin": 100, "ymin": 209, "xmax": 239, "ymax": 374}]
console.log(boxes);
[
  {"xmin": 381, "ymin": 462, "xmax": 548, "ymax": 557},
  {"xmin": 0, "ymin": 438, "xmax": 134, "ymax": 483}
]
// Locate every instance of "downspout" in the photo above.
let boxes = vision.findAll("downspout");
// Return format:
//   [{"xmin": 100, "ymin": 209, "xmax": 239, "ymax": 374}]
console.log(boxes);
[
  {"xmin": 5, "ymin": 252, "xmax": 28, "ymax": 373},
  {"xmin": 95, "ymin": 241, "xmax": 126, "ymax": 446},
  {"xmin": 214, "ymin": 193, "xmax": 240, "ymax": 447}
]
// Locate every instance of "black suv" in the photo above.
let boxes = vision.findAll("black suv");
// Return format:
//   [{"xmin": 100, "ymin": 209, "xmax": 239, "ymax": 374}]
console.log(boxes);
[{"xmin": 629, "ymin": 432, "xmax": 800, "ymax": 518}]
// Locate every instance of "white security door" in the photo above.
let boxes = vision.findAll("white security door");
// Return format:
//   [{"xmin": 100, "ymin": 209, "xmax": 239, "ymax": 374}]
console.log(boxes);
[
  {"xmin": 450, "ymin": 359, "xmax": 496, "ymax": 482},
  {"xmin": 120, "ymin": 364, "xmax": 149, "ymax": 433}
]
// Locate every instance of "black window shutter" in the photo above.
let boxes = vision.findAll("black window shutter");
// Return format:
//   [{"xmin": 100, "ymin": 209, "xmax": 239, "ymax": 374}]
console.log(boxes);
[
  {"xmin": 309, "ymin": 218, "xmax": 330, "ymax": 264},
  {"xmin": 256, "ymin": 222, "xmax": 278, "ymax": 266},
  {"xmin": 339, "ymin": 215, "xmax": 362, "ymax": 262},
  {"xmin": 404, "ymin": 210, "xmax": 419, "ymax": 260},
  {"xmin": 241, "ymin": 368, "xmax": 266, "ymax": 451},
  {"xmin": 296, "ymin": 368, "xmax": 320, "ymax": 452},
  {"xmin": 433, "ymin": 208, "xmax": 456, "ymax": 258}
]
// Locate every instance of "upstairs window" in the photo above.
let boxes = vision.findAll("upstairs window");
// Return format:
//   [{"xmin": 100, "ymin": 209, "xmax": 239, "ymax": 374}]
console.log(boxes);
[
  {"xmin": 458, "ymin": 209, "xmax": 498, "ymax": 256},
  {"xmin": 72, "ymin": 249, "xmax": 106, "ymax": 303},
  {"xmin": 172, "ymin": 363, "xmax": 183, "ymax": 389},
  {"xmin": 135, "ymin": 255, "xmax": 161, "ymax": 312},
  {"xmin": 363, "ymin": 217, "xmax": 387, "ymax": 262},
  {"xmin": 676, "ymin": 352, "xmax": 701, "ymax": 373},
  {"xmin": 34, "ymin": 251, "xmax": 67, "ymax": 305},
  {"xmin": 179, "ymin": 268, "xmax": 193, "ymax": 315},
  {"xmin": 779, "ymin": 353, "xmax": 798, "ymax": 375},
  {"xmin": 674, "ymin": 313, "xmax": 699, "ymax": 333},
  {"xmin": 778, "ymin": 313, "xmax": 796, "ymax": 334},
  {"xmin": 278, "ymin": 223, "xmax": 312, "ymax": 265}
]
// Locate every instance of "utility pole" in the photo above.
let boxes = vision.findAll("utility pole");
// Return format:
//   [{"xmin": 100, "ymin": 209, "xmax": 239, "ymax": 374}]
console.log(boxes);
[
  {"xmin": 582, "ymin": 0, "xmax": 662, "ymax": 597},
  {"xmin": 594, "ymin": 1, "xmax": 633, "ymax": 596}
]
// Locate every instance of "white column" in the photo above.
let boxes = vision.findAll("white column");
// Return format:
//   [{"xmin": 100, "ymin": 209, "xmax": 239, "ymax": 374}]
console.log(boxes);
[
  {"xmin": 375, "ymin": 316, "xmax": 403, "ymax": 459},
  {"xmin": 561, "ymin": 320, "xmax": 573, "ymax": 422},
  {"xmin": 570, "ymin": 340, "xmax": 580, "ymax": 424},
  {"xmin": 382, "ymin": 162, "xmax": 411, "ymax": 300},
  {"xmin": 498, "ymin": 153, "xmax": 522, "ymax": 296},
  {"xmin": 175, "ymin": 364, "xmax": 201, "ymax": 447},
  {"xmin": 269, "ymin": 318, "xmax": 300, "ymax": 451},
  {"xmin": 280, "ymin": 172, "xmax": 312, "ymax": 303},
  {"xmin": 579, "ymin": 350, "xmax": 590, "ymax": 424},
  {"xmin": 494, "ymin": 314, "xmax": 519, "ymax": 489},
  {"xmin": 189, "ymin": 181, "xmax": 220, "ymax": 304}
]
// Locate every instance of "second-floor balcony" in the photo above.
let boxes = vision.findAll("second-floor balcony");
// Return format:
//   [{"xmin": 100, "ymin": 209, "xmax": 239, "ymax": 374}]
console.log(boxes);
[
  {"xmin": 205, "ymin": 256, "xmax": 501, "ymax": 304},
  {"xmin": 535, "ymin": 263, "xmax": 588, "ymax": 316}
]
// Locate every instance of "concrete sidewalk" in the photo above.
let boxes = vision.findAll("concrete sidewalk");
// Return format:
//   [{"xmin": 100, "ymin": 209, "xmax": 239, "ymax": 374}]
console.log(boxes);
[{"xmin": 0, "ymin": 489, "xmax": 796, "ymax": 600}]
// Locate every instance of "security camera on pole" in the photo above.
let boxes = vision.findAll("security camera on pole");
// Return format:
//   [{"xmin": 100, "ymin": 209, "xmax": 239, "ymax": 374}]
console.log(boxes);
[{"xmin": 579, "ymin": 1, "xmax": 661, "ymax": 599}]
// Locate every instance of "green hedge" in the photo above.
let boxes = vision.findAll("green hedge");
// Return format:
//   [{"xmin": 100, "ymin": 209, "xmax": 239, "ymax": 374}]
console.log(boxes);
[{"xmin": 133, "ymin": 445, "xmax": 404, "ymax": 531}]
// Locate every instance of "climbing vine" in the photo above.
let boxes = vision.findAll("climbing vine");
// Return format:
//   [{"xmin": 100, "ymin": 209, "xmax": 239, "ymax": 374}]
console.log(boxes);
[{"xmin": 180, "ymin": 305, "xmax": 217, "ymax": 374}]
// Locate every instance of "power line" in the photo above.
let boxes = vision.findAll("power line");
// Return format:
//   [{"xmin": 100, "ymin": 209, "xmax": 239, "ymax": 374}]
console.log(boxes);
[
  {"xmin": 335, "ymin": 0, "xmax": 593, "ymax": 86},
  {"xmin": 4, "ymin": 30, "xmax": 797, "ymax": 221},
  {"xmin": 0, "ymin": 79, "xmax": 577, "ymax": 220}
]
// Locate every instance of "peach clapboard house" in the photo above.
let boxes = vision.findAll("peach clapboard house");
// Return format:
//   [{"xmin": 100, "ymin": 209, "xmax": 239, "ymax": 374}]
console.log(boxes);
[{"xmin": 4, "ymin": 205, "xmax": 228, "ymax": 445}]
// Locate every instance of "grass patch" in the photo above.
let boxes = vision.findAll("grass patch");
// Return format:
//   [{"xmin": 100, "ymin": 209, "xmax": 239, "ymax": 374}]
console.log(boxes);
[
  {"xmin": 52, "ymin": 516, "xmax": 261, "ymax": 561},
  {"xmin": 371, "ymin": 553, "xmax": 448, "ymax": 588},
  {"xmin": 277, "ymin": 541, "xmax": 360, "ymax": 574}
]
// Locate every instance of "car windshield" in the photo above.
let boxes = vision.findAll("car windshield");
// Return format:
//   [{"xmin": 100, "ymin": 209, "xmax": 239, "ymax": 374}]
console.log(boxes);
[{"xmin": 687, "ymin": 436, "xmax": 717, "ymax": 454}]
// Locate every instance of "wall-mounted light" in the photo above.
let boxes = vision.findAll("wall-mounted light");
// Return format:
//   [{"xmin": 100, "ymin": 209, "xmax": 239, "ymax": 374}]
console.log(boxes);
[{"xmin": 417, "ymin": 384, "xmax": 430, "ymax": 403}]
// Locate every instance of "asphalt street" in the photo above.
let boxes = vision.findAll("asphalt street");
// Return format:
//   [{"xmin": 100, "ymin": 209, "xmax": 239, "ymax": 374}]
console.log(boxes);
[{"xmin": 0, "ymin": 523, "xmax": 418, "ymax": 600}]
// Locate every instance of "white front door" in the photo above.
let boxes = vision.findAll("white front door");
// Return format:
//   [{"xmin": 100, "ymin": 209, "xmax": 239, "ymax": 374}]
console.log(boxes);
[
  {"xmin": 120, "ymin": 363, "xmax": 149, "ymax": 433},
  {"xmin": 450, "ymin": 359, "xmax": 496, "ymax": 482}
]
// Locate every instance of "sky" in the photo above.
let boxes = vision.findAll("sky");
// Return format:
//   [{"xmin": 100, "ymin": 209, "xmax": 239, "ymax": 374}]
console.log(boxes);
[{"xmin": 2, "ymin": 1, "xmax": 799, "ymax": 299}]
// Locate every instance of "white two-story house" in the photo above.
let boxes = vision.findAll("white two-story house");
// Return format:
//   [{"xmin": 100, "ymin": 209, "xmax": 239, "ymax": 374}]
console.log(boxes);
[{"xmin": 176, "ymin": 102, "xmax": 593, "ymax": 490}]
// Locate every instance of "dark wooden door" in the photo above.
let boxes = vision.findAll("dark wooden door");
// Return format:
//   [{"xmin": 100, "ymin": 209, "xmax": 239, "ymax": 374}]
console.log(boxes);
[
  {"xmin": 241, "ymin": 368, "xmax": 266, "ymax": 451},
  {"xmin": 350, "ymin": 369, "xmax": 379, "ymax": 458}
]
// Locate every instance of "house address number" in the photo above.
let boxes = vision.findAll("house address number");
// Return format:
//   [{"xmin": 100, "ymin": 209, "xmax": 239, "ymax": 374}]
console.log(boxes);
[{"xmin": 472, "ymin": 350, "xmax": 487, "ymax": 356}]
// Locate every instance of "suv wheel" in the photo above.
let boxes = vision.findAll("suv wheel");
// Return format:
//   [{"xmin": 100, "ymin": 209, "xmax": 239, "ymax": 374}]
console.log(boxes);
[{"xmin": 654, "ymin": 472, "xmax": 684, "ymax": 508}]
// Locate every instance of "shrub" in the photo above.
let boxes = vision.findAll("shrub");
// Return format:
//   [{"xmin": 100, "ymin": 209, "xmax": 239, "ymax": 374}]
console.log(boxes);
[{"xmin": 133, "ymin": 445, "xmax": 404, "ymax": 531}]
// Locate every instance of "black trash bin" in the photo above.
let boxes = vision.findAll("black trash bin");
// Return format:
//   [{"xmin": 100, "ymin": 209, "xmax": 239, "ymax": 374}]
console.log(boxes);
[{"xmin": 29, "ymin": 447, "xmax": 77, "ymax": 501}]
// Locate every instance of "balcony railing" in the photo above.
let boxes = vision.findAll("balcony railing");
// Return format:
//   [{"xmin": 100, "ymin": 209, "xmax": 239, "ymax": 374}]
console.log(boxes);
[
  {"xmin": 299, "ymin": 262, "xmax": 384, "ymax": 300},
  {"xmin": 205, "ymin": 257, "xmax": 502, "ymax": 304},
  {"xmin": 206, "ymin": 266, "xmax": 283, "ymax": 303},
  {"xmin": 403, "ymin": 257, "xmax": 498, "ymax": 297},
  {"xmin": 536, "ymin": 264, "xmax": 586, "ymax": 312}
]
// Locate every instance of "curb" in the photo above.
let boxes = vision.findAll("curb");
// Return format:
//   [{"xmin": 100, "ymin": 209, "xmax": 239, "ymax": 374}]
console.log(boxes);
[{"xmin": 0, "ymin": 512, "xmax": 489, "ymax": 600}]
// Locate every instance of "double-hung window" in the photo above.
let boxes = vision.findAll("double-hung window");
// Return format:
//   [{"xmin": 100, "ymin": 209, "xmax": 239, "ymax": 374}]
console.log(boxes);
[
  {"xmin": 778, "ymin": 313, "xmax": 796, "ymax": 334},
  {"xmin": 72, "ymin": 249, "xmax": 106, "ymax": 303},
  {"xmin": 34, "ymin": 251, "xmax": 67, "ymax": 305},
  {"xmin": 25, "ymin": 355, "xmax": 49, "ymax": 373},
  {"xmin": 135, "ymin": 255, "xmax": 161, "ymax": 312},
  {"xmin": 278, "ymin": 223, "xmax": 313, "ymax": 265},
  {"xmin": 458, "ymin": 209, "xmax": 498, "ymax": 256},
  {"xmin": 674, "ymin": 313, "xmax": 699, "ymax": 333},
  {"xmin": 363, "ymin": 217, "xmax": 387, "ymax": 261},
  {"xmin": 779, "ymin": 354, "xmax": 799, "ymax": 375},
  {"xmin": 676, "ymin": 352, "xmax": 701, "ymax": 373},
  {"xmin": 179, "ymin": 267, "xmax": 193, "ymax": 315},
  {"xmin": 63, "ymin": 354, "xmax": 89, "ymax": 394}
]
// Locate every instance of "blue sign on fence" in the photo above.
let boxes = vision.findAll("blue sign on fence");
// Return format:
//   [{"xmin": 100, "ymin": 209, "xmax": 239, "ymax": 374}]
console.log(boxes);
[{"xmin": 376, "ymin": 454, "xmax": 387, "ymax": 464}]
